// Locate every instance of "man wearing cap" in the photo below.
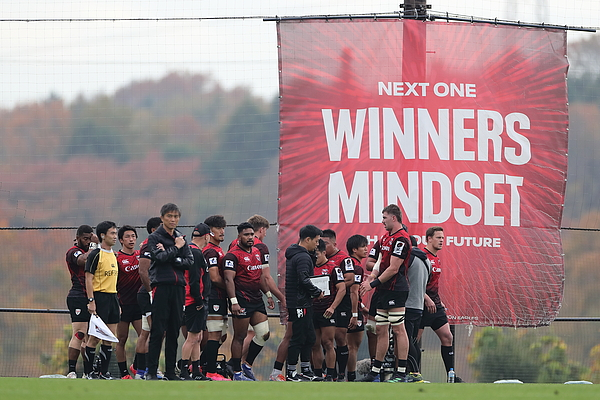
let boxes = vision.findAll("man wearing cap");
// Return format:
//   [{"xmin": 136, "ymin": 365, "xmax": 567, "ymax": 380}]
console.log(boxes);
[{"xmin": 180, "ymin": 223, "xmax": 212, "ymax": 380}]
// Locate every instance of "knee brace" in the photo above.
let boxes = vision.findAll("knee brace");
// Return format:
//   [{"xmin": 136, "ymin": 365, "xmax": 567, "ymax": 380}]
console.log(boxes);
[
  {"xmin": 365, "ymin": 319, "xmax": 377, "ymax": 333},
  {"xmin": 141, "ymin": 315, "xmax": 150, "ymax": 332},
  {"xmin": 251, "ymin": 320, "xmax": 270, "ymax": 346},
  {"xmin": 206, "ymin": 318, "xmax": 227, "ymax": 333},
  {"xmin": 375, "ymin": 310, "xmax": 390, "ymax": 326},
  {"xmin": 389, "ymin": 311, "xmax": 405, "ymax": 326}
]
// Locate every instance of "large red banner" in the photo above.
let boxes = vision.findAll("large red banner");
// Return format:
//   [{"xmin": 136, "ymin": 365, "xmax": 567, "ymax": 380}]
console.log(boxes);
[{"xmin": 277, "ymin": 19, "xmax": 568, "ymax": 327}]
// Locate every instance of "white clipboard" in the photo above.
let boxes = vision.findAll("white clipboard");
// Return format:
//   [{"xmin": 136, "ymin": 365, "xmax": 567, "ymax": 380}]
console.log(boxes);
[{"xmin": 310, "ymin": 275, "xmax": 330, "ymax": 296}]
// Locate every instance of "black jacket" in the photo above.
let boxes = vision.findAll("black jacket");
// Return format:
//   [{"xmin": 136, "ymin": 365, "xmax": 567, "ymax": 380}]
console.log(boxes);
[
  {"xmin": 285, "ymin": 244, "xmax": 322, "ymax": 309},
  {"xmin": 147, "ymin": 225, "xmax": 193, "ymax": 287}
]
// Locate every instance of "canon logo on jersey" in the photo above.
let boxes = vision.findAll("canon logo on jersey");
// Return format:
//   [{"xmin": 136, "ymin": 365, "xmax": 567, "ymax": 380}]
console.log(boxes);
[{"xmin": 247, "ymin": 265, "xmax": 262, "ymax": 271}]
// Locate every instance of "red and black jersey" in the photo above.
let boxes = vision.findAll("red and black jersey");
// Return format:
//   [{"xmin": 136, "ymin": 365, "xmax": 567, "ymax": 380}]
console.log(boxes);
[
  {"xmin": 186, "ymin": 243, "xmax": 211, "ymax": 306},
  {"xmin": 229, "ymin": 237, "xmax": 270, "ymax": 266},
  {"xmin": 329, "ymin": 250, "xmax": 355, "ymax": 309},
  {"xmin": 117, "ymin": 250, "xmax": 141, "ymax": 305},
  {"xmin": 313, "ymin": 260, "xmax": 345, "ymax": 313},
  {"xmin": 203, "ymin": 242, "xmax": 226, "ymax": 300},
  {"xmin": 222, "ymin": 244, "xmax": 263, "ymax": 303},
  {"xmin": 368, "ymin": 228, "xmax": 411, "ymax": 292},
  {"xmin": 66, "ymin": 244, "xmax": 88, "ymax": 298},
  {"xmin": 423, "ymin": 247, "xmax": 442, "ymax": 306}
]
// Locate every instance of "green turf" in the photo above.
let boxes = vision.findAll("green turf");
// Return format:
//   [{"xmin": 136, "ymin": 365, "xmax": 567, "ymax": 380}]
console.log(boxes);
[{"xmin": 0, "ymin": 378, "xmax": 598, "ymax": 400}]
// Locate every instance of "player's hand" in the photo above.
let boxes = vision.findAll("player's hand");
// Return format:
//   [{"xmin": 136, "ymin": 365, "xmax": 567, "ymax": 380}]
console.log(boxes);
[
  {"xmin": 156, "ymin": 243, "xmax": 165, "ymax": 251},
  {"xmin": 348, "ymin": 316, "xmax": 358, "ymax": 330},
  {"xmin": 323, "ymin": 307, "xmax": 335, "ymax": 319},
  {"xmin": 230, "ymin": 303, "xmax": 242, "ymax": 316},
  {"xmin": 425, "ymin": 297, "xmax": 436, "ymax": 314},
  {"xmin": 196, "ymin": 303, "xmax": 204, "ymax": 311},
  {"xmin": 174, "ymin": 236, "xmax": 186, "ymax": 249},
  {"xmin": 317, "ymin": 291, "xmax": 325, "ymax": 300},
  {"xmin": 360, "ymin": 281, "xmax": 372, "ymax": 296},
  {"xmin": 87, "ymin": 302, "xmax": 97, "ymax": 315},
  {"xmin": 267, "ymin": 297, "xmax": 275, "ymax": 310}
]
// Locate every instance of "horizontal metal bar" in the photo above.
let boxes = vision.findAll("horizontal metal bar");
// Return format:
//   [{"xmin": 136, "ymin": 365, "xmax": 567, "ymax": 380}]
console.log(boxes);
[{"xmin": 265, "ymin": 12, "xmax": 596, "ymax": 33}]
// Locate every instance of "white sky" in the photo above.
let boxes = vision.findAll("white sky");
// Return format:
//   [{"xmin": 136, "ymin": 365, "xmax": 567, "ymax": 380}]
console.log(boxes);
[{"xmin": 0, "ymin": 0, "xmax": 598, "ymax": 108}]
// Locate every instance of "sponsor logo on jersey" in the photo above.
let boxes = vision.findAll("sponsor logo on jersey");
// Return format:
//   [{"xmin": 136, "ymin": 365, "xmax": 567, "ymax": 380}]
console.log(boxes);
[
  {"xmin": 74, "ymin": 251, "xmax": 83, "ymax": 258},
  {"xmin": 213, "ymin": 304, "xmax": 220, "ymax": 312},
  {"xmin": 75, "ymin": 308, "xmax": 81, "ymax": 315},
  {"xmin": 392, "ymin": 241, "xmax": 405, "ymax": 257},
  {"xmin": 344, "ymin": 258, "xmax": 354, "ymax": 271},
  {"xmin": 225, "ymin": 260, "xmax": 235, "ymax": 268},
  {"xmin": 264, "ymin": 254, "xmax": 270, "ymax": 262},
  {"xmin": 124, "ymin": 264, "xmax": 139, "ymax": 272},
  {"xmin": 335, "ymin": 268, "xmax": 344, "ymax": 281},
  {"xmin": 388, "ymin": 299, "xmax": 396, "ymax": 306},
  {"xmin": 244, "ymin": 256, "xmax": 250, "ymax": 262},
  {"xmin": 369, "ymin": 248, "xmax": 377, "ymax": 256},
  {"xmin": 208, "ymin": 257, "xmax": 217, "ymax": 266}
]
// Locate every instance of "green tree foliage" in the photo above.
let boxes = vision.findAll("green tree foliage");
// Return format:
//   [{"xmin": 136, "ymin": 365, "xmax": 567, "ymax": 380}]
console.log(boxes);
[{"xmin": 468, "ymin": 327, "xmax": 587, "ymax": 383}]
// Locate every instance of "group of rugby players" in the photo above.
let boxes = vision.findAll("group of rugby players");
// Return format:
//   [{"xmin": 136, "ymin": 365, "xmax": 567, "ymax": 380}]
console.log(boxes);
[{"xmin": 65, "ymin": 202, "xmax": 459, "ymax": 382}]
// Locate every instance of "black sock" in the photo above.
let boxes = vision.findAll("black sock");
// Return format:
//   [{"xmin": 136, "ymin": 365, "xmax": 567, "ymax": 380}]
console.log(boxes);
[
  {"xmin": 441, "ymin": 346, "xmax": 454, "ymax": 372},
  {"xmin": 273, "ymin": 360, "xmax": 284, "ymax": 371},
  {"xmin": 192, "ymin": 360, "xmax": 200, "ymax": 375},
  {"xmin": 132, "ymin": 353, "xmax": 138, "ymax": 371},
  {"xmin": 371, "ymin": 359, "xmax": 382, "ymax": 374},
  {"xmin": 326, "ymin": 367, "xmax": 337, "ymax": 377},
  {"xmin": 336, "ymin": 346, "xmax": 349, "ymax": 376},
  {"xmin": 314, "ymin": 368, "xmax": 323, "ymax": 378},
  {"xmin": 246, "ymin": 341, "xmax": 263, "ymax": 366},
  {"xmin": 135, "ymin": 353, "xmax": 146, "ymax": 372},
  {"xmin": 230, "ymin": 357, "xmax": 241, "ymax": 373},
  {"xmin": 348, "ymin": 371, "xmax": 356, "ymax": 381},
  {"xmin": 68, "ymin": 359, "xmax": 77, "ymax": 373},
  {"xmin": 181, "ymin": 359, "xmax": 190, "ymax": 377},
  {"xmin": 396, "ymin": 359, "xmax": 407, "ymax": 375},
  {"xmin": 204, "ymin": 340, "xmax": 220, "ymax": 374},
  {"xmin": 84, "ymin": 347, "xmax": 95, "ymax": 375},
  {"xmin": 99, "ymin": 345, "xmax": 112, "ymax": 374},
  {"xmin": 118, "ymin": 361, "xmax": 128, "ymax": 377}
]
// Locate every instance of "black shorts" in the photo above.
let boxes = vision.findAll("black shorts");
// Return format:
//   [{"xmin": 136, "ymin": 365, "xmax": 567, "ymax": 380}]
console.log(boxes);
[
  {"xmin": 120, "ymin": 303, "xmax": 142, "ymax": 323},
  {"xmin": 347, "ymin": 313, "xmax": 366, "ymax": 333},
  {"xmin": 67, "ymin": 296, "xmax": 91, "ymax": 323},
  {"xmin": 185, "ymin": 304, "xmax": 208, "ymax": 333},
  {"xmin": 94, "ymin": 292, "xmax": 120, "ymax": 325},
  {"xmin": 404, "ymin": 308, "xmax": 423, "ymax": 341},
  {"xmin": 208, "ymin": 298, "xmax": 228, "ymax": 317},
  {"xmin": 232, "ymin": 297, "xmax": 267, "ymax": 319},
  {"xmin": 137, "ymin": 292, "xmax": 152, "ymax": 316},
  {"xmin": 334, "ymin": 306, "xmax": 352, "ymax": 329},
  {"xmin": 313, "ymin": 311, "xmax": 336, "ymax": 328},
  {"xmin": 376, "ymin": 290, "xmax": 408, "ymax": 310},
  {"xmin": 368, "ymin": 291, "xmax": 381, "ymax": 317},
  {"xmin": 420, "ymin": 305, "xmax": 448, "ymax": 331}
]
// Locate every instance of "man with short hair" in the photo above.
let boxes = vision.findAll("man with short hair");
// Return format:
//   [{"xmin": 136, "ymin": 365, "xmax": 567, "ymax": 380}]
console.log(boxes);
[
  {"xmin": 134, "ymin": 216, "xmax": 162, "ymax": 379},
  {"xmin": 201, "ymin": 214, "xmax": 231, "ymax": 381},
  {"xmin": 285, "ymin": 225, "xmax": 324, "ymax": 381},
  {"xmin": 404, "ymin": 235, "xmax": 431, "ymax": 382},
  {"xmin": 115, "ymin": 225, "xmax": 142, "ymax": 379},
  {"xmin": 311, "ymin": 239, "xmax": 345, "ymax": 381},
  {"xmin": 418, "ymin": 226, "xmax": 462, "ymax": 382},
  {"xmin": 65, "ymin": 225, "xmax": 97, "ymax": 378},
  {"xmin": 345, "ymin": 234, "xmax": 369, "ymax": 382},
  {"xmin": 180, "ymin": 223, "xmax": 212, "ymax": 381},
  {"xmin": 84, "ymin": 220, "xmax": 120, "ymax": 380},
  {"xmin": 145, "ymin": 203, "xmax": 194, "ymax": 381},
  {"xmin": 360, "ymin": 205, "xmax": 413, "ymax": 383},
  {"xmin": 321, "ymin": 229, "xmax": 356, "ymax": 381},
  {"xmin": 224, "ymin": 222, "xmax": 271, "ymax": 381}
]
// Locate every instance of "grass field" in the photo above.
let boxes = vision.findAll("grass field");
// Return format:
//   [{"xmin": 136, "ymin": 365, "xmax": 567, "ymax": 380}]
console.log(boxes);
[{"xmin": 0, "ymin": 378, "xmax": 598, "ymax": 400}]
